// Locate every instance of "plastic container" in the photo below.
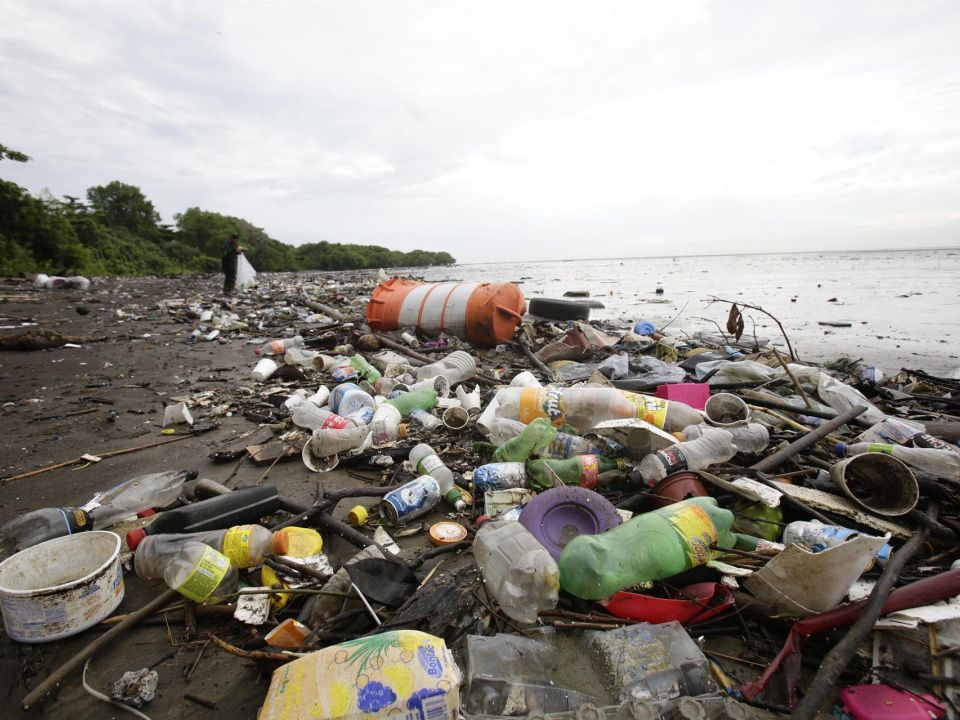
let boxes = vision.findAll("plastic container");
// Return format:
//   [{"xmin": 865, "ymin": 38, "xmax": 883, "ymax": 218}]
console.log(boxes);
[
  {"xmin": 257, "ymin": 335, "xmax": 305, "ymax": 356},
  {"xmin": 829, "ymin": 452, "xmax": 919, "ymax": 516},
  {"xmin": 415, "ymin": 350, "xmax": 478, "ymax": 385},
  {"xmin": 650, "ymin": 471, "xmax": 710, "ymax": 509},
  {"xmin": 485, "ymin": 417, "xmax": 527, "ymax": 445},
  {"xmin": 655, "ymin": 383, "xmax": 711, "ymax": 411},
  {"xmin": 837, "ymin": 441, "xmax": 960, "ymax": 480},
  {"xmin": 125, "ymin": 485, "xmax": 283, "ymax": 548},
  {"xmin": 407, "ymin": 375, "xmax": 451, "ymax": 397},
  {"xmin": 370, "ymin": 403, "xmax": 408, "ymax": 445},
  {"xmin": 380, "ymin": 476, "xmax": 442, "ymax": 524},
  {"xmin": 495, "ymin": 387, "xmax": 702, "ymax": 433},
  {"xmin": 329, "ymin": 383, "xmax": 376, "ymax": 418},
  {"xmin": 473, "ymin": 462, "xmax": 527, "ymax": 493},
  {"xmin": 252, "ymin": 358, "xmax": 278, "ymax": 382},
  {"xmin": 442, "ymin": 406, "xmax": 470, "ymax": 430},
  {"xmin": 638, "ymin": 429, "xmax": 737, "ymax": 486},
  {"xmin": 703, "ymin": 393, "xmax": 751, "ymax": 426},
  {"xmin": 302, "ymin": 425, "xmax": 372, "ymax": 471},
  {"xmin": 783, "ymin": 520, "xmax": 892, "ymax": 568},
  {"xmin": 558, "ymin": 497, "xmax": 759, "ymax": 600},
  {"xmin": 527, "ymin": 456, "xmax": 628, "ymax": 490},
  {"xmin": 510, "ymin": 371, "xmax": 542, "ymax": 388},
  {"xmin": 384, "ymin": 387, "xmax": 438, "ymax": 415},
  {"xmin": 409, "ymin": 443, "xmax": 466, "ymax": 510},
  {"xmin": 519, "ymin": 486, "xmax": 622, "ymax": 559},
  {"xmin": 839, "ymin": 683, "xmax": 944, "ymax": 720},
  {"xmin": 473, "ymin": 518, "xmax": 560, "ymax": 623},
  {"xmin": 367, "ymin": 278, "xmax": 526, "ymax": 346},
  {"xmin": 90, "ymin": 471, "xmax": 199, "ymax": 524},
  {"xmin": 492, "ymin": 417, "xmax": 558, "ymax": 462},
  {"xmin": 163, "ymin": 541, "xmax": 238, "ymax": 604},
  {"xmin": 291, "ymin": 403, "xmax": 358, "ymax": 432},
  {"xmin": 0, "ymin": 507, "xmax": 92, "ymax": 561},
  {"xmin": 349, "ymin": 353, "xmax": 381, "ymax": 382},
  {"xmin": 679, "ymin": 422, "xmax": 769, "ymax": 454},
  {"xmin": 133, "ymin": 524, "xmax": 274, "ymax": 579},
  {"xmin": 0, "ymin": 531, "xmax": 124, "ymax": 643}
]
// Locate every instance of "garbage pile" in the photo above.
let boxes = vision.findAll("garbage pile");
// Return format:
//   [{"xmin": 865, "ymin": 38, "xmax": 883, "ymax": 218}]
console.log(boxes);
[{"xmin": 2, "ymin": 271, "xmax": 959, "ymax": 720}]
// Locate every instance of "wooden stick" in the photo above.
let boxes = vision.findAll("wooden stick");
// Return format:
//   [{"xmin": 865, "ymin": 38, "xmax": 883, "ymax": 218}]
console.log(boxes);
[
  {"xmin": 771, "ymin": 347, "xmax": 813, "ymax": 409},
  {"xmin": 22, "ymin": 588, "xmax": 179, "ymax": 710}
]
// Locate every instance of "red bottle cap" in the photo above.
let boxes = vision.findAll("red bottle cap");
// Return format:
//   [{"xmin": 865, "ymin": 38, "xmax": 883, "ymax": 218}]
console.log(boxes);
[{"xmin": 126, "ymin": 527, "xmax": 148, "ymax": 551}]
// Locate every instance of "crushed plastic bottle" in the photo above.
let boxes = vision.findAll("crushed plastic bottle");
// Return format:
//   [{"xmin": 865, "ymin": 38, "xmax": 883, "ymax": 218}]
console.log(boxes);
[
  {"xmin": 0, "ymin": 507, "xmax": 92, "ymax": 560},
  {"xmin": 492, "ymin": 417, "xmax": 558, "ymax": 462},
  {"xmin": 256, "ymin": 335, "xmax": 305, "ymax": 356},
  {"xmin": 638, "ymin": 429, "xmax": 737, "ymax": 486},
  {"xmin": 678, "ymin": 422, "xmax": 770, "ymax": 454}
]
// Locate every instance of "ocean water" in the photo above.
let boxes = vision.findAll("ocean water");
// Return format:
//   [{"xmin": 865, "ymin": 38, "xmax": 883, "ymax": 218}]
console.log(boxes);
[{"xmin": 410, "ymin": 248, "xmax": 960, "ymax": 375}]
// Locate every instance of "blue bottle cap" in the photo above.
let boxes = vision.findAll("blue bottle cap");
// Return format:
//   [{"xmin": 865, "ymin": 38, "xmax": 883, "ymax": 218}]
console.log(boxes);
[{"xmin": 834, "ymin": 442, "xmax": 846, "ymax": 457}]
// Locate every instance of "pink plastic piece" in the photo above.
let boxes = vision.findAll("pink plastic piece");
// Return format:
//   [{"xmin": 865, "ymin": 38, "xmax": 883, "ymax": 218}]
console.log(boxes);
[
  {"xmin": 655, "ymin": 383, "xmax": 710, "ymax": 411},
  {"xmin": 840, "ymin": 684, "xmax": 944, "ymax": 719}
]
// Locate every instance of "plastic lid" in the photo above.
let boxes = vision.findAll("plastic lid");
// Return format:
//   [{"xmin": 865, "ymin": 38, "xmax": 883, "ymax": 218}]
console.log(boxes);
[
  {"xmin": 126, "ymin": 527, "xmax": 148, "ymax": 551},
  {"xmin": 834, "ymin": 442, "xmax": 846, "ymax": 457},
  {"xmin": 430, "ymin": 522, "xmax": 468, "ymax": 546},
  {"xmin": 271, "ymin": 531, "xmax": 290, "ymax": 555},
  {"xmin": 347, "ymin": 505, "xmax": 368, "ymax": 526}
]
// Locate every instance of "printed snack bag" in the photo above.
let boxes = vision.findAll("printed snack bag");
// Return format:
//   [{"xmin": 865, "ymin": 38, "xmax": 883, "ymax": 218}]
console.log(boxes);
[{"xmin": 258, "ymin": 630, "xmax": 461, "ymax": 720}]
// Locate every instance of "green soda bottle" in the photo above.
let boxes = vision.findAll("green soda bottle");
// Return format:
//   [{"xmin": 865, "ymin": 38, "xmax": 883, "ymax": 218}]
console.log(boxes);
[
  {"xmin": 492, "ymin": 418, "xmax": 558, "ymax": 462},
  {"xmin": 350, "ymin": 354, "xmax": 381, "ymax": 383},
  {"xmin": 384, "ymin": 388, "xmax": 437, "ymax": 415},
  {"xmin": 558, "ymin": 497, "xmax": 761, "ymax": 600},
  {"xmin": 527, "ymin": 456, "xmax": 628, "ymax": 490}
]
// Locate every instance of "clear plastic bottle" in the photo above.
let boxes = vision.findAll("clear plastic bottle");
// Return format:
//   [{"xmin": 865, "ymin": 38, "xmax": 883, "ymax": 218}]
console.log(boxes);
[
  {"xmin": 473, "ymin": 462, "xmax": 528, "ymax": 494},
  {"xmin": 472, "ymin": 518, "xmax": 560, "ymax": 624},
  {"xmin": 409, "ymin": 443, "xmax": 466, "ymax": 510},
  {"xmin": 492, "ymin": 418, "xmax": 558, "ymax": 462},
  {"xmin": 782, "ymin": 520, "xmax": 891, "ymax": 567},
  {"xmin": 163, "ymin": 541, "xmax": 239, "ymax": 604},
  {"xmin": 485, "ymin": 417, "xmax": 527, "ymax": 445},
  {"xmin": 415, "ymin": 350, "xmax": 477, "ymax": 385},
  {"xmin": 0, "ymin": 507, "xmax": 92, "ymax": 560},
  {"xmin": 409, "ymin": 408, "xmax": 442, "ymax": 430},
  {"xmin": 536, "ymin": 431, "xmax": 607, "ymax": 460},
  {"xmin": 257, "ymin": 335, "xmax": 305, "ymax": 356},
  {"xmin": 836, "ymin": 442, "xmax": 960, "ymax": 480},
  {"xmin": 638, "ymin": 429, "xmax": 737, "ymax": 486},
  {"xmin": 87, "ymin": 469, "xmax": 199, "ymax": 528},
  {"xmin": 134, "ymin": 524, "xmax": 274, "ymax": 579},
  {"xmin": 292, "ymin": 404, "xmax": 359, "ymax": 432},
  {"xmin": 678, "ymin": 423, "xmax": 770, "ymax": 454}
]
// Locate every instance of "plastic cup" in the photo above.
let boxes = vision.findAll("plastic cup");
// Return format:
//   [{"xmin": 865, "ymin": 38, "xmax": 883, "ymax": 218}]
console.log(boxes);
[
  {"xmin": 704, "ymin": 393, "xmax": 750, "ymax": 427},
  {"xmin": 829, "ymin": 453, "xmax": 918, "ymax": 516},
  {"xmin": 442, "ymin": 406, "xmax": 470, "ymax": 430},
  {"xmin": 252, "ymin": 358, "xmax": 278, "ymax": 382}
]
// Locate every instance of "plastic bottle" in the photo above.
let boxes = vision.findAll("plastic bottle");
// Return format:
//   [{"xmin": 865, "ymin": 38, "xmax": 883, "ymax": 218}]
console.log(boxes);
[
  {"xmin": 329, "ymin": 383, "xmax": 376, "ymax": 418},
  {"xmin": 836, "ymin": 442, "xmax": 960, "ymax": 479},
  {"xmin": 86, "ymin": 469, "xmax": 199, "ymax": 528},
  {"xmin": 409, "ymin": 408, "xmax": 442, "ymax": 430},
  {"xmin": 472, "ymin": 518, "xmax": 560, "ymax": 623},
  {"xmin": 486, "ymin": 417, "xmax": 528, "ymax": 445},
  {"xmin": 494, "ymin": 387, "xmax": 702, "ymax": 433},
  {"xmin": 370, "ymin": 403, "xmax": 408, "ymax": 445},
  {"xmin": 473, "ymin": 462, "xmax": 527, "ymax": 494},
  {"xmin": 678, "ymin": 423, "xmax": 770, "ymax": 454},
  {"xmin": 782, "ymin": 520, "xmax": 892, "ymax": 568},
  {"xmin": 383, "ymin": 388, "xmax": 438, "ymax": 415},
  {"xmin": 133, "ymin": 524, "xmax": 274, "ymax": 579},
  {"xmin": 492, "ymin": 418, "xmax": 558, "ymax": 462},
  {"xmin": 537, "ymin": 431, "xmax": 608, "ymax": 459},
  {"xmin": 638, "ymin": 429, "xmax": 737, "ymax": 486},
  {"xmin": 163, "ymin": 541, "xmax": 239, "ymax": 604},
  {"xmin": 380, "ymin": 476, "xmax": 442, "ymax": 524},
  {"xmin": 257, "ymin": 335, "xmax": 305, "ymax": 356},
  {"xmin": 527, "ymin": 456, "xmax": 628, "ymax": 490},
  {"xmin": 305, "ymin": 425, "xmax": 372, "ymax": 461},
  {"xmin": 349, "ymin": 354, "xmax": 381, "ymax": 383},
  {"xmin": 330, "ymin": 362, "xmax": 360, "ymax": 383},
  {"xmin": 409, "ymin": 443, "xmax": 466, "ymax": 510},
  {"xmin": 857, "ymin": 417, "xmax": 957, "ymax": 453},
  {"xmin": 272, "ymin": 526, "xmax": 323, "ymax": 557},
  {"xmin": 415, "ymin": 350, "xmax": 477, "ymax": 385},
  {"xmin": 292, "ymin": 404, "xmax": 358, "ymax": 432},
  {"xmin": 125, "ymin": 485, "xmax": 282, "ymax": 547},
  {"xmin": 558, "ymin": 497, "xmax": 761, "ymax": 600},
  {"xmin": 0, "ymin": 507, "xmax": 92, "ymax": 560}
]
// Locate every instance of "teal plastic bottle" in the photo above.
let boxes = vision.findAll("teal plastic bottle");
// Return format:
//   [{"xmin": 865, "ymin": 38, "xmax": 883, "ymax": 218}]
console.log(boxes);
[
  {"xmin": 558, "ymin": 497, "xmax": 760, "ymax": 600},
  {"xmin": 492, "ymin": 418, "xmax": 557, "ymax": 462}
]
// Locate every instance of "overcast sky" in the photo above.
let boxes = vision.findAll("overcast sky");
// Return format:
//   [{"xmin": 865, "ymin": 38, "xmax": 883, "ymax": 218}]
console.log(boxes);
[{"xmin": 2, "ymin": 1, "xmax": 959, "ymax": 263}]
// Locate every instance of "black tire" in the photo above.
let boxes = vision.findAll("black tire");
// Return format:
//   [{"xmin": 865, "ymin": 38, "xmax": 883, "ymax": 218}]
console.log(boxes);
[{"xmin": 528, "ymin": 297, "xmax": 591, "ymax": 321}]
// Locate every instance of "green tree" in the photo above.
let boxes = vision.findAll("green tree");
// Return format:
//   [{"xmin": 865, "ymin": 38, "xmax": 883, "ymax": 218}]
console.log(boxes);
[
  {"xmin": 0, "ymin": 143, "xmax": 29, "ymax": 162},
  {"xmin": 86, "ymin": 181, "xmax": 161, "ymax": 237}
]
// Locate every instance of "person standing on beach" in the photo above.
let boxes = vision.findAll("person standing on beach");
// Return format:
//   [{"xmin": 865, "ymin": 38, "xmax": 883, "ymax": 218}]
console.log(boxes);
[{"xmin": 221, "ymin": 234, "xmax": 243, "ymax": 294}]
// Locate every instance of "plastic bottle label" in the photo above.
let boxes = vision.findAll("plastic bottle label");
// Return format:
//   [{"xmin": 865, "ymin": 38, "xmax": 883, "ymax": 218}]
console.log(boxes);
[
  {"xmin": 622, "ymin": 392, "xmax": 669, "ymax": 429},
  {"xmin": 867, "ymin": 443, "xmax": 894, "ymax": 455},
  {"xmin": 666, "ymin": 505, "xmax": 718, "ymax": 565},
  {"xmin": 321, "ymin": 413, "xmax": 351, "ymax": 430},
  {"xmin": 418, "ymin": 454, "xmax": 445, "ymax": 475},
  {"xmin": 518, "ymin": 388, "xmax": 548, "ymax": 424},
  {"xmin": 222, "ymin": 525, "xmax": 256, "ymax": 567},
  {"xmin": 176, "ymin": 546, "xmax": 230, "ymax": 602},
  {"xmin": 579, "ymin": 455, "xmax": 600, "ymax": 489},
  {"xmin": 269, "ymin": 339, "xmax": 285, "ymax": 354},
  {"xmin": 654, "ymin": 445, "xmax": 690, "ymax": 476}
]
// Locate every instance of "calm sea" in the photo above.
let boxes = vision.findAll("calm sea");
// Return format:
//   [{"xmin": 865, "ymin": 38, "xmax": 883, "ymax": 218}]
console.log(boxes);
[{"xmin": 409, "ymin": 248, "xmax": 960, "ymax": 375}]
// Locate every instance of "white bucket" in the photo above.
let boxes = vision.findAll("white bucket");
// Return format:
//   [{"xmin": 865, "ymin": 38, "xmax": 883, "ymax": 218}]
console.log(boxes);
[{"xmin": 0, "ymin": 531, "xmax": 124, "ymax": 643}]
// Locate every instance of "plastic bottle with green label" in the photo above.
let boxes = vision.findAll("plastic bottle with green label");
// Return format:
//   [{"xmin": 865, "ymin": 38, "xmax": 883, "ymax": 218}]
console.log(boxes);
[
  {"xmin": 492, "ymin": 418, "xmax": 558, "ymax": 462},
  {"xmin": 835, "ymin": 442, "xmax": 960, "ymax": 480},
  {"xmin": 163, "ymin": 541, "xmax": 239, "ymax": 604},
  {"xmin": 527, "ymin": 456, "xmax": 628, "ymax": 490},
  {"xmin": 133, "ymin": 524, "xmax": 274, "ymax": 580},
  {"xmin": 558, "ymin": 497, "xmax": 761, "ymax": 600}
]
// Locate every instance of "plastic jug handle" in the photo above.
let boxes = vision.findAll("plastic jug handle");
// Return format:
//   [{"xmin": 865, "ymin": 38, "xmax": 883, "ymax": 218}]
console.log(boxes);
[{"xmin": 495, "ymin": 304, "xmax": 524, "ymax": 321}]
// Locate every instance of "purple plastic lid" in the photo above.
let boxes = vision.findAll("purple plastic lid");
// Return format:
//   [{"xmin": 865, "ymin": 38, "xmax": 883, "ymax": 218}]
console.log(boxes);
[{"xmin": 519, "ymin": 486, "xmax": 622, "ymax": 560}]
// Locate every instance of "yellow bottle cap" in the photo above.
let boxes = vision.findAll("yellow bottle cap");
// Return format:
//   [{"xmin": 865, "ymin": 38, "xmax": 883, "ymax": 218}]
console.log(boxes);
[{"xmin": 347, "ymin": 505, "xmax": 368, "ymax": 526}]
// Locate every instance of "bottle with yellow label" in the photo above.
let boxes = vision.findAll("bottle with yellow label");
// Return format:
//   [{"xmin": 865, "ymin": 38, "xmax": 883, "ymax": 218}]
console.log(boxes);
[
  {"xmin": 558, "ymin": 497, "xmax": 761, "ymax": 600},
  {"xmin": 133, "ymin": 524, "xmax": 273, "ymax": 580},
  {"xmin": 163, "ymin": 541, "xmax": 239, "ymax": 604}
]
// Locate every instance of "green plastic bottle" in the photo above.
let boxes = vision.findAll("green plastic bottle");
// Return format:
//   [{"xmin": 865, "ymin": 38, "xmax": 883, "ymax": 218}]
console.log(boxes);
[
  {"xmin": 350, "ymin": 354, "xmax": 381, "ymax": 383},
  {"xmin": 527, "ymin": 456, "xmax": 628, "ymax": 490},
  {"xmin": 384, "ymin": 388, "xmax": 437, "ymax": 415},
  {"xmin": 492, "ymin": 418, "xmax": 558, "ymax": 462},
  {"xmin": 558, "ymin": 497, "xmax": 760, "ymax": 599}
]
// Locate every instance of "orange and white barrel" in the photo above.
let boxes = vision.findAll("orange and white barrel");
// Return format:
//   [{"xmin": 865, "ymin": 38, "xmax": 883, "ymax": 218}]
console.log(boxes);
[{"xmin": 367, "ymin": 278, "xmax": 526, "ymax": 346}]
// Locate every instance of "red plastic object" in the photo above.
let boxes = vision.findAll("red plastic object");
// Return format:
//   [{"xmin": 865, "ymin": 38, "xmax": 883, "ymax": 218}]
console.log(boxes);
[
  {"xmin": 840, "ymin": 684, "xmax": 944, "ymax": 719},
  {"xmin": 650, "ymin": 472, "xmax": 710, "ymax": 509},
  {"xmin": 655, "ymin": 383, "xmax": 710, "ymax": 411},
  {"xmin": 603, "ymin": 582, "xmax": 734, "ymax": 625}
]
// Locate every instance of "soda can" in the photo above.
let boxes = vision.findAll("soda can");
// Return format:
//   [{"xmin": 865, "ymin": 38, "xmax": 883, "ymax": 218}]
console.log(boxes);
[{"xmin": 379, "ymin": 476, "xmax": 441, "ymax": 525}]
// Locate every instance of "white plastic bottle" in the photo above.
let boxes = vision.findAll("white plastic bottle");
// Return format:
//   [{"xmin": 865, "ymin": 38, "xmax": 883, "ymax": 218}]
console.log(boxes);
[
  {"xmin": 409, "ymin": 443, "xmax": 466, "ymax": 510},
  {"xmin": 679, "ymin": 423, "xmax": 770, "ymax": 454},
  {"xmin": 134, "ymin": 524, "xmax": 274, "ymax": 580},
  {"xmin": 258, "ymin": 335, "xmax": 305, "ymax": 356},
  {"xmin": 836, "ymin": 442, "xmax": 960, "ymax": 480},
  {"xmin": 638, "ymin": 429, "xmax": 737, "ymax": 486},
  {"xmin": 370, "ymin": 403, "xmax": 408, "ymax": 446},
  {"xmin": 415, "ymin": 350, "xmax": 477, "ymax": 385},
  {"xmin": 163, "ymin": 541, "xmax": 239, "ymax": 604},
  {"xmin": 472, "ymin": 519, "xmax": 560, "ymax": 624},
  {"xmin": 292, "ymin": 404, "xmax": 359, "ymax": 432}
]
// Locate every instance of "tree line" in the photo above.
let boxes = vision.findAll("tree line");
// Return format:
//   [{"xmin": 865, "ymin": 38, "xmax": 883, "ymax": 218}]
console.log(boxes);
[{"xmin": 0, "ymin": 144, "xmax": 455, "ymax": 277}]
